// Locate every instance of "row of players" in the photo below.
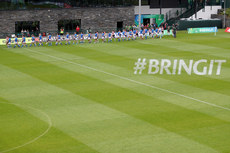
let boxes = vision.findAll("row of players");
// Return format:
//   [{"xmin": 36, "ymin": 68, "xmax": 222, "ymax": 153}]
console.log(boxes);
[{"xmin": 6, "ymin": 27, "xmax": 165, "ymax": 48}]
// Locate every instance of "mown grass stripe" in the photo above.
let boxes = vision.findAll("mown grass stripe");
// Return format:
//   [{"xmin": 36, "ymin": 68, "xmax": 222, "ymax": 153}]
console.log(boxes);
[{"xmin": 1, "ymin": 48, "xmax": 230, "ymax": 152}]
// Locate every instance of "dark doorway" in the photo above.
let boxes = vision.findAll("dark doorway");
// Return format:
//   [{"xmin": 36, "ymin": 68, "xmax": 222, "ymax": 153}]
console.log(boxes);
[
  {"xmin": 117, "ymin": 21, "xmax": 123, "ymax": 31},
  {"xmin": 15, "ymin": 21, "xmax": 40, "ymax": 37},
  {"xmin": 143, "ymin": 18, "xmax": 150, "ymax": 26},
  {"xmin": 58, "ymin": 19, "xmax": 81, "ymax": 33}
]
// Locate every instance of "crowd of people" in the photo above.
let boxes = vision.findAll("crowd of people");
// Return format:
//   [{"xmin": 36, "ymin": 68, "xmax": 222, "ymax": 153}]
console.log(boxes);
[{"xmin": 5, "ymin": 24, "xmax": 177, "ymax": 48}]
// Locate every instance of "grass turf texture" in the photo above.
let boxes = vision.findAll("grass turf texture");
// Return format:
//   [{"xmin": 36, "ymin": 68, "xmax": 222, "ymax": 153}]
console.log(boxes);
[{"xmin": 0, "ymin": 30, "xmax": 230, "ymax": 153}]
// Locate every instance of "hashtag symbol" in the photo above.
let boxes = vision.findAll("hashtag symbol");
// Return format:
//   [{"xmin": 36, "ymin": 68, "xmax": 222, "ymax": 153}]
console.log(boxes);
[{"xmin": 134, "ymin": 58, "xmax": 147, "ymax": 74}]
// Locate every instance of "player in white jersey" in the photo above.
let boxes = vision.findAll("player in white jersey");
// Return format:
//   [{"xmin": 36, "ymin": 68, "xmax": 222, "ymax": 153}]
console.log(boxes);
[{"xmin": 159, "ymin": 27, "xmax": 163, "ymax": 39}]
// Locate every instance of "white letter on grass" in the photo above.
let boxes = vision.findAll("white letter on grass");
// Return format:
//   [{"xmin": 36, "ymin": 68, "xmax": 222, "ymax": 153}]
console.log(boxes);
[
  {"xmin": 160, "ymin": 59, "xmax": 171, "ymax": 75},
  {"xmin": 172, "ymin": 60, "xmax": 178, "ymax": 75},
  {"xmin": 148, "ymin": 59, "xmax": 159, "ymax": 74},
  {"xmin": 193, "ymin": 59, "xmax": 207, "ymax": 75},
  {"xmin": 178, "ymin": 60, "xmax": 193, "ymax": 75},
  {"xmin": 215, "ymin": 60, "xmax": 226, "ymax": 75}
]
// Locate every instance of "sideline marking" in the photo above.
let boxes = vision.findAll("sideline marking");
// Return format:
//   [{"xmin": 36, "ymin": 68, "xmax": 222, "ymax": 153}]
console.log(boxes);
[
  {"xmin": 21, "ymin": 48, "xmax": 230, "ymax": 112},
  {"xmin": 0, "ymin": 102, "xmax": 52, "ymax": 153}
]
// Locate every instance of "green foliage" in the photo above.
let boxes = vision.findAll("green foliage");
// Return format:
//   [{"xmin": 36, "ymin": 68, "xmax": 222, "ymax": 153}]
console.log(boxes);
[{"xmin": 220, "ymin": 8, "xmax": 230, "ymax": 17}]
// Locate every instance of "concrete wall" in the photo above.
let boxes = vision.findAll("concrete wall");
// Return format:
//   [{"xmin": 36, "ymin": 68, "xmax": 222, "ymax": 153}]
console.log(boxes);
[
  {"xmin": 134, "ymin": 5, "xmax": 187, "ymax": 21},
  {"xmin": 189, "ymin": 6, "xmax": 221, "ymax": 19},
  {"xmin": 134, "ymin": 5, "xmax": 178, "ymax": 15},
  {"xmin": 0, "ymin": 7, "xmax": 134, "ymax": 36}
]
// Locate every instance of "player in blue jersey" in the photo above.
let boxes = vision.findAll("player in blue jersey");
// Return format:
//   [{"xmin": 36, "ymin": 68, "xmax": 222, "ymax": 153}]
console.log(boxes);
[
  {"xmin": 80, "ymin": 32, "xmax": 84, "ymax": 43},
  {"xmin": 101, "ymin": 32, "xmax": 105, "ymax": 43},
  {"xmin": 139, "ymin": 29, "xmax": 143, "ymax": 40},
  {"xmin": 21, "ymin": 35, "xmax": 28, "ymax": 48},
  {"xmin": 87, "ymin": 32, "xmax": 91, "ymax": 43},
  {"xmin": 144, "ymin": 28, "xmax": 148, "ymax": 39},
  {"xmin": 133, "ymin": 29, "xmax": 137, "ymax": 39},
  {"xmin": 46, "ymin": 33, "xmax": 52, "ymax": 46},
  {"xmin": 38, "ymin": 33, "xmax": 43, "ymax": 46},
  {"xmin": 13, "ymin": 36, "xmax": 20, "ymax": 48},
  {"xmin": 108, "ymin": 32, "xmax": 112, "ymax": 43},
  {"xmin": 94, "ymin": 32, "xmax": 98, "ymax": 43},
  {"xmin": 55, "ymin": 33, "xmax": 62, "ymax": 45},
  {"xmin": 6, "ymin": 36, "xmax": 12, "ymax": 48},
  {"xmin": 30, "ymin": 34, "xmax": 36, "ymax": 47},
  {"xmin": 65, "ymin": 33, "xmax": 70, "ymax": 45},
  {"xmin": 155, "ymin": 28, "xmax": 159, "ymax": 38},
  {"xmin": 117, "ymin": 31, "xmax": 121, "ymax": 42},
  {"xmin": 73, "ymin": 32, "xmax": 78, "ymax": 44},
  {"xmin": 122, "ymin": 30, "xmax": 126, "ymax": 41},
  {"xmin": 151, "ymin": 28, "xmax": 155, "ymax": 39},
  {"xmin": 129, "ymin": 30, "xmax": 133, "ymax": 41}
]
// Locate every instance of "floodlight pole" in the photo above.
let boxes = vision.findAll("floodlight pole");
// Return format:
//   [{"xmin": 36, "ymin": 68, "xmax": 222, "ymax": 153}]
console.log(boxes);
[
  {"xmin": 139, "ymin": 0, "xmax": 141, "ymax": 30},
  {"xmin": 223, "ymin": 0, "xmax": 226, "ymax": 28}
]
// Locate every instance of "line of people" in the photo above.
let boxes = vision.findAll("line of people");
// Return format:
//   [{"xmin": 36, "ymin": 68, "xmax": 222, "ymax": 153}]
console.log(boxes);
[{"xmin": 5, "ymin": 27, "xmax": 168, "ymax": 48}]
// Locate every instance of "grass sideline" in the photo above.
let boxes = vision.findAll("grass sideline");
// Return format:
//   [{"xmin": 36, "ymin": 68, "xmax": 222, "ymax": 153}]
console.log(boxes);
[{"xmin": 0, "ymin": 30, "xmax": 230, "ymax": 153}]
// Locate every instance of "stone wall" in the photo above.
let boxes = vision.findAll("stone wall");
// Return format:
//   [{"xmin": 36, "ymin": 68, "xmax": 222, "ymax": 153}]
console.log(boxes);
[{"xmin": 0, "ymin": 7, "xmax": 134, "ymax": 36}]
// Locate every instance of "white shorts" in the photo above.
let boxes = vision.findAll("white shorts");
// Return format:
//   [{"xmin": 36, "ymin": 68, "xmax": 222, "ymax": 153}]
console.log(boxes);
[
  {"xmin": 66, "ymin": 38, "xmax": 69, "ymax": 41},
  {"xmin": 140, "ymin": 34, "xmax": 143, "ymax": 37},
  {"xmin": 32, "ymin": 40, "xmax": 35, "ymax": 43},
  {"xmin": 94, "ymin": 37, "xmax": 97, "ymax": 39},
  {"xmin": 88, "ymin": 37, "xmax": 91, "ymax": 40},
  {"xmin": 102, "ymin": 36, "xmax": 105, "ymax": 39},
  {"xmin": 8, "ymin": 42, "xmax": 11, "ymax": 45},
  {"xmin": 109, "ymin": 37, "xmax": 111, "ymax": 39}
]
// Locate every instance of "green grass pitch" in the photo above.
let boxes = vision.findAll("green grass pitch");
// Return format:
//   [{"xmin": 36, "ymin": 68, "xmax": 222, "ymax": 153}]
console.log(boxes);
[{"xmin": 0, "ymin": 30, "xmax": 230, "ymax": 153}]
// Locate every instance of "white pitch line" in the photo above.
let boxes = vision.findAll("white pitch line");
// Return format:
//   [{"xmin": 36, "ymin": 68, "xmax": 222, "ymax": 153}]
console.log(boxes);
[
  {"xmin": 23, "ymin": 48, "xmax": 230, "ymax": 112},
  {"xmin": 0, "ymin": 102, "xmax": 52, "ymax": 153}
]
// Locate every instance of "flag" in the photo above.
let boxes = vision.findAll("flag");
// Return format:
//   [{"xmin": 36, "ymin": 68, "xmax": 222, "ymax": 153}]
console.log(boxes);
[{"xmin": 225, "ymin": 27, "xmax": 230, "ymax": 33}]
